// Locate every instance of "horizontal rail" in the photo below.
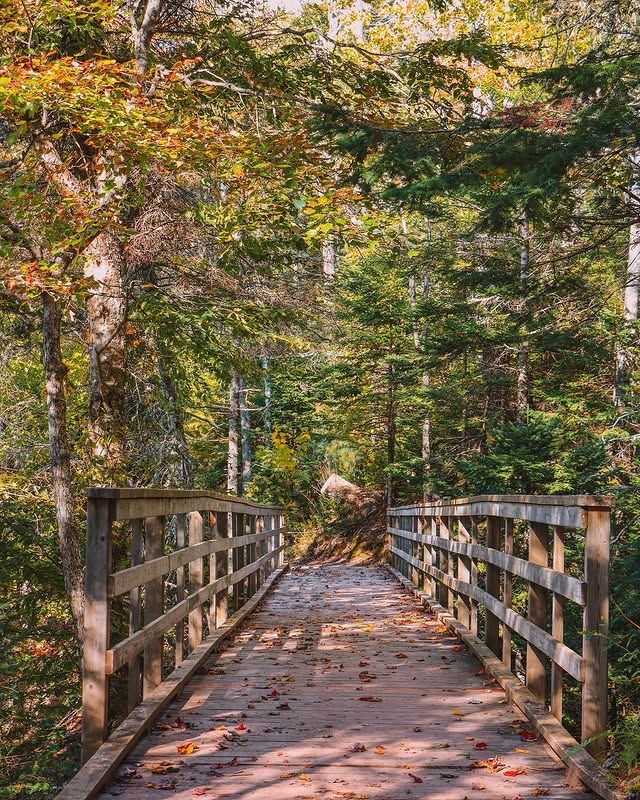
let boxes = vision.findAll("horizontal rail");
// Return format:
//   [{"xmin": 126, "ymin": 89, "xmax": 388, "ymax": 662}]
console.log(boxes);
[
  {"xmin": 106, "ymin": 545, "xmax": 284, "ymax": 673},
  {"xmin": 86, "ymin": 487, "xmax": 283, "ymax": 520},
  {"xmin": 108, "ymin": 528, "xmax": 278, "ymax": 597},
  {"xmin": 392, "ymin": 494, "xmax": 613, "ymax": 528},
  {"xmin": 389, "ymin": 526, "xmax": 586, "ymax": 605}
]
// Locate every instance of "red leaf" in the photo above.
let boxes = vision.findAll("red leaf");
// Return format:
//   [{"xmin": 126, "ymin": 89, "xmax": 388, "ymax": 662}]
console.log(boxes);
[
  {"xmin": 408, "ymin": 773, "xmax": 423, "ymax": 783},
  {"xmin": 504, "ymin": 768, "xmax": 527, "ymax": 777},
  {"xmin": 474, "ymin": 741, "xmax": 488, "ymax": 750}
]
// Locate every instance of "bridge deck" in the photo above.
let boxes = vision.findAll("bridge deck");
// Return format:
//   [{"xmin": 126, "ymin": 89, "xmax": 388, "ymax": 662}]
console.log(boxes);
[{"xmin": 102, "ymin": 563, "xmax": 584, "ymax": 799}]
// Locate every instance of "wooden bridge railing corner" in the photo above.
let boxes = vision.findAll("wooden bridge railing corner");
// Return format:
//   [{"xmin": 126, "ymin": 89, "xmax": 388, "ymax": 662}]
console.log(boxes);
[{"xmin": 386, "ymin": 493, "xmax": 614, "ymax": 798}]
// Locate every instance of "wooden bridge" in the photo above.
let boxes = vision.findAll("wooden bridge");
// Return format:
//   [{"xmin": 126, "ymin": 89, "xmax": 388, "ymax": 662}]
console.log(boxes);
[{"xmin": 57, "ymin": 490, "xmax": 617, "ymax": 800}]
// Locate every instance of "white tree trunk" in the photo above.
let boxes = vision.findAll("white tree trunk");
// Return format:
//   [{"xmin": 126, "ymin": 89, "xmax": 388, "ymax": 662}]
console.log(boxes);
[
  {"xmin": 262, "ymin": 354, "xmax": 272, "ymax": 445},
  {"xmin": 408, "ymin": 262, "xmax": 432, "ymax": 498},
  {"xmin": 614, "ymin": 151, "xmax": 640, "ymax": 411},
  {"xmin": 227, "ymin": 370, "xmax": 240, "ymax": 495},
  {"xmin": 516, "ymin": 218, "xmax": 530, "ymax": 419},
  {"xmin": 239, "ymin": 375, "xmax": 252, "ymax": 492}
]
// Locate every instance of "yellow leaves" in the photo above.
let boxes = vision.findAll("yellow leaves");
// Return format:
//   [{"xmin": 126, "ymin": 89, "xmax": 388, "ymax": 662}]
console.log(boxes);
[
  {"xmin": 176, "ymin": 741, "xmax": 199, "ymax": 755},
  {"xmin": 452, "ymin": 708, "xmax": 465, "ymax": 716},
  {"xmin": 374, "ymin": 744, "xmax": 386, "ymax": 755},
  {"xmin": 297, "ymin": 773, "xmax": 312, "ymax": 782}
]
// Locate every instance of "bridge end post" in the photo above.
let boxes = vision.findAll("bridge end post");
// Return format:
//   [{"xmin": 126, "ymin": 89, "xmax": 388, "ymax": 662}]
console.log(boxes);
[
  {"xmin": 81, "ymin": 496, "xmax": 113, "ymax": 764},
  {"xmin": 581, "ymin": 508, "xmax": 610, "ymax": 759}
]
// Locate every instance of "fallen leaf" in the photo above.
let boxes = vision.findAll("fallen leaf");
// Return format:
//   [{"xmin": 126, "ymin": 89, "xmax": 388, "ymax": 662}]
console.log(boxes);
[
  {"xmin": 504, "ymin": 768, "xmax": 527, "ymax": 777},
  {"xmin": 192, "ymin": 789, "xmax": 210, "ymax": 796},
  {"xmin": 533, "ymin": 788, "xmax": 550, "ymax": 796},
  {"xmin": 298, "ymin": 773, "xmax": 312, "ymax": 782},
  {"xmin": 452, "ymin": 709, "xmax": 465, "ymax": 717},
  {"xmin": 513, "ymin": 747, "xmax": 528, "ymax": 753},
  {"xmin": 359, "ymin": 696, "xmax": 382, "ymax": 703},
  {"xmin": 351, "ymin": 743, "xmax": 366, "ymax": 752},
  {"xmin": 472, "ymin": 757, "xmax": 504, "ymax": 773},
  {"xmin": 474, "ymin": 741, "xmax": 488, "ymax": 750},
  {"xmin": 235, "ymin": 723, "xmax": 247, "ymax": 731},
  {"xmin": 520, "ymin": 729, "xmax": 538, "ymax": 742},
  {"xmin": 177, "ymin": 742, "xmax": 199, "ymax": 755},
  {"xmin": 374, "ymin": 745, "xmax": 386, "ymax": 755},
  {"xmin": 395, "ymin": 653, "xmax": 408, "ymax": 659},
  {"xmin": 280, "ymin": 772, "xmax": 296, "ymax": 780},
  {"xmin": 413, "ymin": 726, "xmax": 423, "ymax": 732},
  {"xmin": 408, "ymin": 773, "xmax": 423, "ymax": 783}
]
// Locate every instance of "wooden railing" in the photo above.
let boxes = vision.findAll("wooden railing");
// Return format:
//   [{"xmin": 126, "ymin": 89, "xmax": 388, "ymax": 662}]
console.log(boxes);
[
  {"xmin": 386, "ymin": 494, "xmax": 613, "ymax": 766},
  {"xmin": 81, "ymin": 488, "xmax": 285, "ymax": 764}
]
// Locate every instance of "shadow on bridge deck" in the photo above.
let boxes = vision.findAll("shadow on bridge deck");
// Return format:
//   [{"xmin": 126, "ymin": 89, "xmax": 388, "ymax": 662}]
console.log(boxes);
[{"xmin": 99, "ymin": 563, "xmax": 584, "ymax": 800}]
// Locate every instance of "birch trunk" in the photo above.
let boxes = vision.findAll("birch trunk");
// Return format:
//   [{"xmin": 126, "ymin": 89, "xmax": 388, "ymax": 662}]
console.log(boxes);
[
  {"xmin": 385, "ymin": 367, "xmax": 396, "ymax": 507},
  {"xmin": 41, "ymin": 292, "xmax": 84, "ymax": 643},
  {"xmin": 262, "ymin": 354, "xmax": 272, "ymax": 445},
  {"xmin": 408, "ymin": 265, "xmax": 432, "ymax": 498},
  {"xmin": 227, "ymin": 370, "xmax": 240, "ymax": 495},
  {"xmin": 516, "ymin": 218, "xmax": 531, "ymax": 419},
  {"xmin": 614, "ymin": 151, "xmax": 640, "ymax": 412},
  {"xmin": 239, "ymin": 375, "xmax": 252, "ymax": 492},
  {"xmin": 84, "ymin": 229, "xmax": 128, "ymax": 475},
  {"xmin": 322, "ymin": 239, "xmax": 336, "ymax": 280}
]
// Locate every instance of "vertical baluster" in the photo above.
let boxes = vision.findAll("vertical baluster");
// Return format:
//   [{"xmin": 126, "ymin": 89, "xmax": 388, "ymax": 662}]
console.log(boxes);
[
  {"xmin": 470, "ymin": 517, "xmax": 479, "ymax": 635},
  {"xmin": 187, "ymin": 511, "xmax": 204, "ymax": 650},
  {"xmin": 502, "ymin": 518, "xmax": 513, "ymax": 670},
  {"xmin": 82, "ymin": 497, "xmax": 113, "ymax": 763},
  {"xmin": 207, "ymin": 511, "xmax": 218, "ymax": 633},
  {"xmin": 175, "ymin": 514, "xmax": 186, "ymax": 665},
  {"xmin": 411, "ymin": 514, "xmax": 419, "ymax": 588},
  {"xmin": 526, "ymin": 521, "xmax": 549, "ymax": 701},
  {"xmin": 430, "ymin": 516, "xmax": 438, "ymax": 599},
  {"xmin": 143, "ymin": 515, "xmax": 164, "ymax": 697},
  {"xmin": 232, "ymin": 512, "xmax": 241, "ymax": 612},
  {"xmin": 216, "ymin": 510, "xmax": 229, "ymax": 626},
  {"xmin": 128, "ymin": 518, "xmax": 143, "ymax": 708},
  {"xmin": 248, "ymin": 513, "xmax": 257, "ymax": 597},
  {"xmin": 485, "ymin": 516, "xmax": 501, "ymax": 657},
  {"xmin": 439, "ymin": 516, "xmax": 451, "ymax": 611},
  {"xmin": 551, "ymin": 525, "xmax": 565, "ymax": 721},
  {"xmin": 457, "ymin": 516, "xmax": 472, "ymax": 628},
  {"xmin": 582, "ymin": 509, "xmax": 609, "ymax": 758}
]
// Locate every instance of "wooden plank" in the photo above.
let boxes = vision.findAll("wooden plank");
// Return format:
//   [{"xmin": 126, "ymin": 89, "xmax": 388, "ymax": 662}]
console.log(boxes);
[
  {"xmin": 527, "ymin": 521, "xmax": 548, "ymax": 702},
  {"xmin": 581, "ymin": 510, "xmax": 609, "ymax": 758},
  {"xmin": 551, "ymin": 526, "xmax": 565, "ymax": 722},
  {"xmin": 502, "ymin": 518, "xmax": 513, "ymax": 671},
  {"xmin": 106, "ymin": 545, "xmax": 284, "ymax": 673},
  {"xmin": 386, "ymin": 564, "xmax": 620, "ymax": 800},
  {"xmin": 390, "ymin": 493, "xmax": 614, "ymax": 511},
  {"xmin": 188, "ymin": 511, "xmax": 204, "ymax": 651},
  {"xmin": 175, "ymin": 514, "xmax": 186, "ymax": 665},
  {"xmin": 55, "ymin": 565, "xmax": 289, "ymax": 800},
  {"xmin": 81, "ymin": 498, "xmax": 113, "ymax": 763},
  {"xmin": 388, "ymin": 544, "xmax": 583, "ymax": 680},
  {"xmin": 108, "ymin": 528, "xmax": 275, "ymax": 597},
  {"xmin": 142, "ymin": 516, "xmax": 164, "ymax": 697},
  {"xmin": 127, "ymin": 519, "xmax": 143, "ymax": 711},
  {"xmin": 389, "ymin": 526, "xmax": 584, "ymax": 604},
  {"xmin": 485, "ymin": 516, "xmax": 501, "ymax": 658}
]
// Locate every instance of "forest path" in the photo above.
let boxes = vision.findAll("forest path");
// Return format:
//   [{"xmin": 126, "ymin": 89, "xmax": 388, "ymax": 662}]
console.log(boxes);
[{"xmin": 101, "ymin": 563, "xmax": 583, "ymax": 800}]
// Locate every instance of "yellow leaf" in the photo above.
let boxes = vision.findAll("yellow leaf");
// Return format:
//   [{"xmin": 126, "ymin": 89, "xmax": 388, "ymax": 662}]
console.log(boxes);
[
  {"xmin": 374, "ymin": 745, "xmax": 386, "ymax": 755},
  {"xmin": 452, "ymin": 709, "xmax": 465, "ymax": 716},
  {"xmin": 177, "ymin": 741, "xmax": 199, "ymax": 755},
  {"xmin": 298, "ymin": 773, "xmax": 311, "ymax": 781}
]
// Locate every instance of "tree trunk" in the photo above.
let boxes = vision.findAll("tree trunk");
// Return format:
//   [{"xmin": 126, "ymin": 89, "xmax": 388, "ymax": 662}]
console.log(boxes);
[
  {"xmin": 41, "ymin": 292, "xmax": 84, "ymax": 644},
  {"xmin": 84, "ymin": 230, "xmax": 128, "ymax": 477},
  {"xmin": 262, "ymin": 354, "xmax": 272, "ymax": 445},
  {"xmin": 614, "ymin": 151, "xmax": 640, "ymax": 412},
  {"xmin": 322, "ymin": 238, "xmax": 336, "ymax": 280},
  {"xmin": 157, "ymin": 353, "xmax": 193, "ymax": 488},
  {"xmin": 227, "ymin": 369, "xmax": 240, "ymax": 495},
  {"xmin": 516, "ymin": 218, "xmax": 531, "ymax": 419},
  {"xmin": 408, "ymin": 264, "xmax": 432, "ymax": 498},
  {"xmin": 385, "ymin": 366, "xmax": 396, "ymax": 507},
  {"xmin": 238, "ymin": 375, "xmax": 252, "ymax": 493}
]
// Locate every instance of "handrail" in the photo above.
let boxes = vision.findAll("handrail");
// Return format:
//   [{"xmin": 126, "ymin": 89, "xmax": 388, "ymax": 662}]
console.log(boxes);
[
  {"xmin": 81, "ymin": 487, "xmax": 286, "ymax": 766},
  {"xmin": 386, "ymin": 493, "xmax": 613, "ymax": 796}
]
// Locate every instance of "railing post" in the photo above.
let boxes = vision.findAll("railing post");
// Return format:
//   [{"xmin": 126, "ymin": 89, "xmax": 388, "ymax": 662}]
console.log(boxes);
[
  {"xmin": 485, "ymin": 516, "xmax": 501, "ymax": 657},
  {"xmin": 582, "ymin": 509, "xmax": 609, "ymax": 758},
  {"xmin": 457, "ymin": 516, "xmax": 472, "ymax": 628},
  {"xmin": 526, "ymin": 521, "xmax": 548, "ymax": 701},
  {"xmin": 188, "ymin": 511, "xmax": 204, "ymax": 650},
  {"xmin": 248, "ymin": 514, "xmax": 257, "ymax": 596},
  {"xmin": 143, "ymin": 515, "xmax": 164, "ymax": 697},
  {"xmin": 82, "ymin": 497, "xmax": 113, "ymax": 763},
  {"xmin": 502, "ymin": 519, "xmax": 513, "ymax": 670},
  {"xmin": 551, "ymin": 525, "xmax": 565, "ymax": 721},
  {"xmin": 175, "ymin": 514, "xmax": 187, "ymax": 665},
  {"xmin": 215, "ymin": 510, "xmax": 229, "ymax": 627},
  {"xmin": 438, "ymin": 516, "xmax": 451, "ymax": 610},
  {"xmin": 128, "ymin": 518, "xmax": 143, "ymax": 709},
  {"xmin": 470, "ymin": 517, "xmax": 479, "ymax": 635}
]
